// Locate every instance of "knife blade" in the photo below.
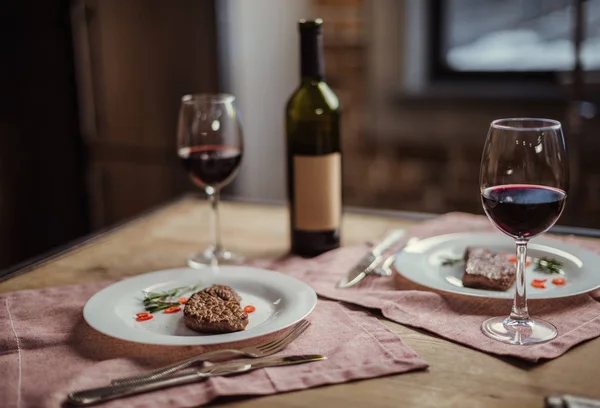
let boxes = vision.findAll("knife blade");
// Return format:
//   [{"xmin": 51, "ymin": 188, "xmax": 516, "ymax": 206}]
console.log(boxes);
[
  {"xmin": 202, "ymin": 354, "xmax": 324, "ymax": 374},
  {"xmin": 66, "ymin": 354, "xmax": 326, "ymax": 406},
  {"xmin": 337, "ymin": 230, "xmax": 406, "ymax": 288}
]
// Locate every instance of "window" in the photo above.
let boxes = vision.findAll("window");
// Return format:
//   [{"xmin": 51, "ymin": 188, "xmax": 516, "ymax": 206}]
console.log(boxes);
[{"xmin": 432, "ymin": 0, "xmax": 600, "ymax": 78}]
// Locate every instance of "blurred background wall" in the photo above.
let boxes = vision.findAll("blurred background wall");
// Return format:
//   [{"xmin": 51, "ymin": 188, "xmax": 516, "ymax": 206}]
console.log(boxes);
[
  {"xmin": 217, "ymin": 0, "xmax": 312, "ymax": 200},
  {"xmin": 1, "ymin": 0, "xmax": 599, "ymax": 270}
]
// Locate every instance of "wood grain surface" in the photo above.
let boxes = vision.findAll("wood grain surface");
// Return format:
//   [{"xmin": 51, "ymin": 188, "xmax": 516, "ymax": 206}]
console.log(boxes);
[{"xmin": 1, "ymin": 196, "xmax": 598, "ymax": 408}]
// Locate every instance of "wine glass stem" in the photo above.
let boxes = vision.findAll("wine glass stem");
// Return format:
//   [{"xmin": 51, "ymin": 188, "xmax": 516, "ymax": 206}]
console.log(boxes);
[
  {"xmin": 206, "ymin": 187, "xmax": 222, "ymax": 254},
  {"xmin": 510, "ymin": 239, "xmax": 530, "ymax": 321}
]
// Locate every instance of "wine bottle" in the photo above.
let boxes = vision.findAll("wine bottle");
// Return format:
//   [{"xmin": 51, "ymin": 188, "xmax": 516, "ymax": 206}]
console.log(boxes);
[{"xmin": 285, "ymin": 19, "xmax": 342, "ymax": 257}]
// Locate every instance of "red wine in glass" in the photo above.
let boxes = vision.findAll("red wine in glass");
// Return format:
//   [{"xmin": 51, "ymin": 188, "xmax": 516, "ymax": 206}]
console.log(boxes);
[
  {"xmin": 480, "ymin": 118, "xmax": 568, "ymax": 345},
  {"xmin": 177, "ymin": 93, "xmax": 244, "ymax": 267},
  {"xmin": 481, "ymin": 184, "xmax": 567, "ymax": 239},
  {"xmin": 179, "ymin": 145, "xmax": 242, "ymax": 188}
]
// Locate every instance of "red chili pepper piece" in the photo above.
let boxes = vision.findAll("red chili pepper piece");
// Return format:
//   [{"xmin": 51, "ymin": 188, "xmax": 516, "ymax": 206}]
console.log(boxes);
[
  {"xmin": 507, "ymin": 256, "xmax": 531, "ymax": 267},
  {"xmin": 532, "ymin": 278, "xmax": 548, "ymax": 283},
  {"xmin": 178, "ymin": 297, "xmax": 188, "ymax": 304},
  {"xmin": 136, "ymin": 312, "xmax": 150, "ymax": 318},
  {"xmin": 244, "ymin": 305, "xmax": 256, "ymax": 313},
  {"xmin": 164, "ymin": 306, "xmax": 182, "ymax": 314},
  {"xmin": 552, "ymin": 277, "xmax": 567, "ymax": 286},
  {"xmin": 531, "ymin": 280, "xmax": 546, "ymax": 289},
  {"xmin": 136, "ymin": 314, "xmax": 154, "ymax": 322}
]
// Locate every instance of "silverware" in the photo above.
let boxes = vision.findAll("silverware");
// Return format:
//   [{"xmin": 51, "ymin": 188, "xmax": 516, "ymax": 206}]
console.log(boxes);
[
  {"xmin": 112, "ymin": 320, "xmax": 310, "ymax": 386},
  {"xmin": 337, "ymin": 230, "xmax": 406, "ymax": 288},
  {"xmin": 338, "ymin": 233, "xmax": 421, "ymax": 288},
  {"xmin": 545, "ymin": 394, "xmax": 600, "ymax": 408},
  {"xmin": 373, "ymin": 237, "xmax": 419, "ymax": 277},
  {"xmin": 67, "ymin": 354, "xmax": 326, "ymax": 406},
  {"xmin": 373, "ymin": 254, "xmax": 396, "ymax": 277}
]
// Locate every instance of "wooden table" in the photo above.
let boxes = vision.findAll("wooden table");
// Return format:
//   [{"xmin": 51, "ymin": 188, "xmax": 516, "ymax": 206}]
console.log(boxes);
[{"xmin": 1, "ymin": 196, "xmax": 598, "ymax": 408}]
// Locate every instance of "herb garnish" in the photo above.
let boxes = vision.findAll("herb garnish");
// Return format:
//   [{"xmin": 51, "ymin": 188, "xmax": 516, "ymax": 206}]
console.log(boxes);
[
  {"xmin": 440, "ymin": 255, "xmax": 564, "ymax": 275},
  {"xmin": 142, "ymin": 283, "xmax": 201, "ymax": 313},
  {"xmin": 534, "ymin": 258, "xmax": 564, "ymax": 275},
  {"xmin": 441, "ymin": 258, "xmax": 462, "ymax": 266}
]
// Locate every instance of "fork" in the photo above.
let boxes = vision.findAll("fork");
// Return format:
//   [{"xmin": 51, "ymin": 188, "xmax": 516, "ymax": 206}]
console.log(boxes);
[
  {"xmin": 111, "ymin": 320, "xmax": 311, "ymax": 386},
  {"xmin": 373, "ymin": 254, "xmax": 396, "ymax": 277},
  {"xmin": 374, "ymin": 237, "xmax": 420, "ymax": 277}
]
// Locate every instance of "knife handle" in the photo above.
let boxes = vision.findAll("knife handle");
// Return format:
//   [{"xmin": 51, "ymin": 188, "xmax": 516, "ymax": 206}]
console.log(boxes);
[
  {"xmin": 111, "ymin": 348, "xmax": 239, "ymax": 385},
  {"xmin": 372, "ymin": 230, "xmax": 406, "ymax": 256},
  {"xmin": 546, "ymin": 395, "xmax": 600, "ymax": 408},
  {"xmin": 67, "ymin": 370, "xmax": 205, "ymax": 406}
]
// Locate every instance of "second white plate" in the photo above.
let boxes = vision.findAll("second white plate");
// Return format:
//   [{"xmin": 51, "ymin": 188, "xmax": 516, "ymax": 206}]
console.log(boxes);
[
  {"xmin": 394, "ymin": 232, "xmax": 600, "ymax": 299},
  {"xmin": 83, "ymin": 266, "xmax": 317, "ymax": 345}
]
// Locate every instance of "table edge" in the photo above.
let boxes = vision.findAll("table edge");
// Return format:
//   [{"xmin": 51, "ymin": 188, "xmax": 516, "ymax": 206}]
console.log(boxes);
[{"xmin": 0, "ymin": 195, "xmax": 193, "ymax": 284}]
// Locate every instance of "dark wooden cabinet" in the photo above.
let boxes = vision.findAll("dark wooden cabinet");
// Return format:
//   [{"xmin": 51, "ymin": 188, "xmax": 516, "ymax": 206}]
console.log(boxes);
[
  {"xmin": 71, "ymin": 0, "xmax": 219, "ymax": 228},
  {"xmin": 0, "ymin": 0, "xmax": 89, "ymax": 268},
  {"xmin": 0, "ymin": 0, "xmax": 219, "ymax": 270}
]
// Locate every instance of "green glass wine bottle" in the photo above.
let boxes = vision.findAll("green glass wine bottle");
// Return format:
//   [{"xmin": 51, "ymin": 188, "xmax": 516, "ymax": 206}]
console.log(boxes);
[{"xmin": 285, "ymin": 19, "xmax": 342, "ymax": 257}]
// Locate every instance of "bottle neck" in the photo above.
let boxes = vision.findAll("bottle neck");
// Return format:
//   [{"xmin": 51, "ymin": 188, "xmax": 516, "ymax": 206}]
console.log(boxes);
[{"xmin": 300, "ymin": 31, "xmax": 325, "ymax": 81}]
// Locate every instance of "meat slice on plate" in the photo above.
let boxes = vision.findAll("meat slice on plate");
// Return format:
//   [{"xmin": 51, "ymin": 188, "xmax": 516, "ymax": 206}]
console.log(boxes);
[
  {"xmin": 183, "ymin": 284, "xmax": 248, "ymax": 334},
  {"xmin": 202, "ymin": 284, "xmax": 241, "ymax": 302},
  {"xmin": 462, "ymin": 247, "xmax": 516, "ymax": 291}
]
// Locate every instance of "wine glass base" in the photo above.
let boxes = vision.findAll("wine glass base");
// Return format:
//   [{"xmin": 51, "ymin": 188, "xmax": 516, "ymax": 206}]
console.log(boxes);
[
  {"xmin": 481, "ymin": 316, "xmax": 557, "ymax": 345},
  {"xmin": 187, "ymin": 247, "xmax": 245, "ymax": 268}
]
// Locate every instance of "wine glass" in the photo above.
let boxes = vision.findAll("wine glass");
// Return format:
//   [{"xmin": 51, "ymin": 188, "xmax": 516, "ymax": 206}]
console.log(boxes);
[
  {"xmin": 177, "ymin": 93, "xmax": 244, "ymax": 267},
  {"xmin": 480, "ymin": 118, "xmax": 568, "ymax": 345}
]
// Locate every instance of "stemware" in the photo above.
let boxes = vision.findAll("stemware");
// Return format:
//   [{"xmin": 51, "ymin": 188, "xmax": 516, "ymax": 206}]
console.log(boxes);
[
  {"xmin": 479, "ymin": 118, "xmax": 568, "ymax": 345},
  {"xmin": 177, "ymin": 93, "xmax": 244, "ymax": 267}
]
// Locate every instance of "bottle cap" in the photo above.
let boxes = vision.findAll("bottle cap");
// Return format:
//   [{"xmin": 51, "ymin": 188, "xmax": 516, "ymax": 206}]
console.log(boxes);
[{"xmin": 298, "ymin": 19, "xmax": 323, "ymax": 32}]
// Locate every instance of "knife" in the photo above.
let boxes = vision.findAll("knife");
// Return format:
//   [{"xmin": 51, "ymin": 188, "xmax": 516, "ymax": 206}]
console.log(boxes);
[
  {"xmin": 337, "ymin": 230, "xmax": 406, "ymax": 288},
  {"xmin": 66, "ymin": 354, "xmax": 326, "ymax": 406}
]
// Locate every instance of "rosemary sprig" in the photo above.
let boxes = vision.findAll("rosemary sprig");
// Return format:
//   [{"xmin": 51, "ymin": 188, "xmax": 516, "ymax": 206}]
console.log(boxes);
[
  {"xmin": 441, "ymin": 257, "xmax": 462, "ymax": 266},
  {"xmin": 142, "ymin": 283, "xmax": 201, "ymax": 313},
  {"xmin": 534, "ymin": 257, "xmax": 564, "ymax": 275}
]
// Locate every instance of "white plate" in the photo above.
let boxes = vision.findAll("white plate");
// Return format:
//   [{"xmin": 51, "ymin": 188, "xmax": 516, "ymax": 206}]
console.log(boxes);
[
  {"xmin": 83, "ymin": 266, "xmax": 317, "ymax": 345},
  {"xmin": 394, "ymin": 232, "xmax": 600, "ymax": 299}
]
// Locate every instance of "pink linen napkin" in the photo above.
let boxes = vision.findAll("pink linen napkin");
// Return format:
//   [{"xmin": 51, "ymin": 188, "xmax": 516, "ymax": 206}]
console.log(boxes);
[
  {"xmin": 256, "ymin": 213, "xmax": 600, "ymax": 363},
  {"xmin": 0, "ymin": 282, "xmax": 427, "ymax": 408}
]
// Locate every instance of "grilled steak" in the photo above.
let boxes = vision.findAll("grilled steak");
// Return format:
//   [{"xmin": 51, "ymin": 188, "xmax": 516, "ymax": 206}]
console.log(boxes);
[
  {"xmin": 462, "ymin": 247, "xmax": 516, "ymax": 291},
  {"xmin": 202, "ymin": 284, "xmax": 241, "ymax": 302},
  {"xmin": 183, "ymin": 285, "xmax": 248, "ymax": 334}
]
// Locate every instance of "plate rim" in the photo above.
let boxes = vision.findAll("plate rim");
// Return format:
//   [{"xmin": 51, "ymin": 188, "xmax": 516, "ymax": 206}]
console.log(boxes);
[
  {"xmin": 83, "ymin": 266, "xmax": 317, "ymax": 346},
  {"xmin": 394, "ymin": 232, "xmax": 600, "ymax": 299}
]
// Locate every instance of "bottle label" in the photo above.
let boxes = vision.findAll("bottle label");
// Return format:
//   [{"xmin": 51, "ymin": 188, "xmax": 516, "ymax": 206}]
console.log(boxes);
[{"xmin": 293, "ymin": 152, "xmax": 341, "ymax": 231}]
